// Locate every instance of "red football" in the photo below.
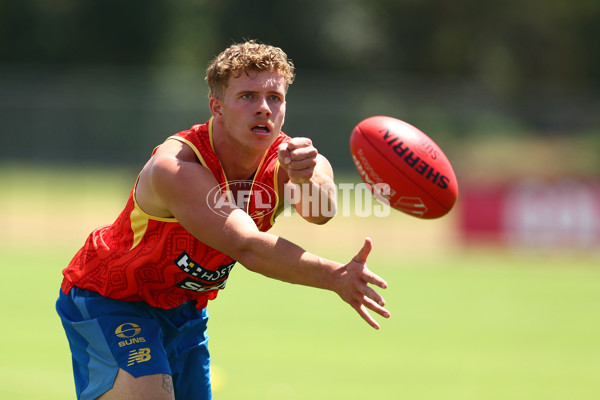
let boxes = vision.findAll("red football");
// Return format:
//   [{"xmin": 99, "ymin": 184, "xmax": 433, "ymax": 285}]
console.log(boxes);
[{"xmin": 350, "ymin": 116, "xmax": 458, "ymax": 219}]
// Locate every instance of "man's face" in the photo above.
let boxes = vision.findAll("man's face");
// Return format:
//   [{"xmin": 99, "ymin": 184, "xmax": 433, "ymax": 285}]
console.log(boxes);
[{"xmin": 213, "ymin": 69, "xmax": 287, "ymax": 152}]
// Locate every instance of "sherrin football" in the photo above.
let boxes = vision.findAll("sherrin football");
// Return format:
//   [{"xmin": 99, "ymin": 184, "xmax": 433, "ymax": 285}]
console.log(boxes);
[{"xmin": 350, "ymin": 116, "xmax": 458, "ymax": 219}]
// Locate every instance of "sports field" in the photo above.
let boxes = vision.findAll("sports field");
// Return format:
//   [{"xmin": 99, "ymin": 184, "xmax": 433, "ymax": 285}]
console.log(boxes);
[{"xmin": 1, "ymin": 164, "xmax": 599, "ymax": 399}]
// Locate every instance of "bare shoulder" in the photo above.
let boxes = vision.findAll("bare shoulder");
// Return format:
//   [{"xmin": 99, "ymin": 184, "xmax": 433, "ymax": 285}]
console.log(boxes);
[{"xmin": 136, "ymin": 139, "xmax": 213, "ymax": 218}]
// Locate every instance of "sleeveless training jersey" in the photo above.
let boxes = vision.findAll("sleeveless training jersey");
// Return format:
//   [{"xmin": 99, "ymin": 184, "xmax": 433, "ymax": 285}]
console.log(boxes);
[{"xmin": 61, "ymin": 119, "xmax": 290, "ymax": 310}]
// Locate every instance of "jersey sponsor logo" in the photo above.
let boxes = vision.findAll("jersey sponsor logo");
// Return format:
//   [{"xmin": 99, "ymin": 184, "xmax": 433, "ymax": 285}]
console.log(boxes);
[
  {"xmin": 176, "ymin": 277, "xmax": 228, "ymax": 292},
  {"xmin": 174, "ymin": 252, "xmax": 235, "ymax": 292},
  {"xmin": 127, "ymin": 348, "xmax": 151, "ymax": 366}
]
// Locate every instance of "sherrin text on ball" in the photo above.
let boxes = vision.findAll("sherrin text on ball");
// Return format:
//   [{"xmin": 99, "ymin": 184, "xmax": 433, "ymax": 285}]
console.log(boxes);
[{"xmin": 350, "ymin": 116, "xmax": 458, "ymax": 219}]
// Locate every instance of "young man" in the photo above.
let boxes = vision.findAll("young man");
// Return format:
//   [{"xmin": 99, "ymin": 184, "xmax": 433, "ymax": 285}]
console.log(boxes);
[{"xmin": 56, "ymin": 40, "xmax": 390, "ymax": 400}]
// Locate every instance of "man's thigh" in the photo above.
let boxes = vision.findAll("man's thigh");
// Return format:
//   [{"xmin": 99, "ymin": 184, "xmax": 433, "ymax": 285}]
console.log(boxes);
[
  {"xmin": 56, "ymin": 288, "xmax": 172, "ymax": 399},
  {"xmin": 98, "ymin": 370, "xmax": 174, "ymax": 400}
]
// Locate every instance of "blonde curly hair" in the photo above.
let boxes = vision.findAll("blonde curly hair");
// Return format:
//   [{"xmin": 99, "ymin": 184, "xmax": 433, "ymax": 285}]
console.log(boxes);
[{"xmin": 205, "ymin": 40, "xmax": 295, "ymax": 99}]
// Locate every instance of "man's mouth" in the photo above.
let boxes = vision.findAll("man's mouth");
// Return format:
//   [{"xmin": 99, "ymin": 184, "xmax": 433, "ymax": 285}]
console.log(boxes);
[{"xmin": 250, "ymin": 122, "xmax": 272, "ymax": 135}]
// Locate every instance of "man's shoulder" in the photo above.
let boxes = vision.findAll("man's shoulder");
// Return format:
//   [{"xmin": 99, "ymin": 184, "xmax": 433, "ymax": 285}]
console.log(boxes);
[{"xmin": 173, "ymin": 120, "xmax": 210, "ymax": 138}]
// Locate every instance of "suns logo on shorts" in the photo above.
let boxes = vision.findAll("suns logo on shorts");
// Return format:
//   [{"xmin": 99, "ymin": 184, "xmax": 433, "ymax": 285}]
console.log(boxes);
[
  {"xmin": 127, "ymin": 348, "xmax": 151, "ymax": 366},
  {"xmin": 115, "ymin": 322, "xmax": 147, "ymax": 347},
  {"xmin": 115, "ymin": 323, "xmax": 142, "ymax": 338}
]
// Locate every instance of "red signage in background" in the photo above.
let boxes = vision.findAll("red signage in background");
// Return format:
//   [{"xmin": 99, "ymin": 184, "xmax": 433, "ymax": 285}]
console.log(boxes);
[{"xmin": 459, "ymin": 179, "xmax": 600, "ymax": 250}]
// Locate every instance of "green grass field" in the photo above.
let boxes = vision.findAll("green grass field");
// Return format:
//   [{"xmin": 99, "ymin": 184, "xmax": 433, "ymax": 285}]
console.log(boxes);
[{"xmin": 1, "ymin": 164, "xmax": 599, "ymax": 399}]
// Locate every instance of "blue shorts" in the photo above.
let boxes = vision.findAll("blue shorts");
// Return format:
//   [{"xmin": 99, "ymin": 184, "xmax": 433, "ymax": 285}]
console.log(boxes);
[{"xmin": 56, "ymin": 286, "xmax": 212, "ymax": 400}]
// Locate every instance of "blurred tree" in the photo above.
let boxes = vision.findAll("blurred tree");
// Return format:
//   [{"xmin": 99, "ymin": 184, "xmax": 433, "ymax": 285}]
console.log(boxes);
[
  {"xmin": 371, "ymin": 0, "xmax": 600, "ymax": 89},
  {"xmin": 0, "ymin": 0, "xmax": 170, "ymax": 65},
  {"xmin": 0, "ymin": 0, "xmax": 598, "ymax": 167},
  {"xmin": 210, "ymin": 0, "xmax": 392, "ymax": 72},
  {"xmin": 1, "ymin": 0, "xmax": 598, "ymax": 86}
]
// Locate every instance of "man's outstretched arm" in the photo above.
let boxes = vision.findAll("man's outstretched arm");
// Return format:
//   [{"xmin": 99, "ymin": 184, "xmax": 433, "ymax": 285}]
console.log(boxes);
[{"xmin": 142, "ymin": 140, "xmax": 390, "ymax": 329}]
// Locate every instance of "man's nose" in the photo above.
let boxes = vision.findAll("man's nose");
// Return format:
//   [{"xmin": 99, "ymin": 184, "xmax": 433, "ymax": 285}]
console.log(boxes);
[{"xmin": 255, "ymin": 96, "xmax": 271, "ymax": 116}]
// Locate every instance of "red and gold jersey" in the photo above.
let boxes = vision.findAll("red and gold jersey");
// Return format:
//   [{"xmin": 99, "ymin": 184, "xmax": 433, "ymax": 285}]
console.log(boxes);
[{"xmin": 61, "ymin": 119, "xmax": 290, "ymax": 310}]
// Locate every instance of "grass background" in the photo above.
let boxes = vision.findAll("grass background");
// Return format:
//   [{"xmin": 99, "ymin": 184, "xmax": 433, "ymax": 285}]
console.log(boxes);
[{"xmin": 1, "ymin": 164, "xmax": 599, "ymax": 399}]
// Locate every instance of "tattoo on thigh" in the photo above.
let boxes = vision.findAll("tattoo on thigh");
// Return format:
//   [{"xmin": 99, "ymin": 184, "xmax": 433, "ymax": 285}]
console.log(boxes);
[{"xmin": 162, "ymin": 374, "xmax": 174, "ymax": 393}]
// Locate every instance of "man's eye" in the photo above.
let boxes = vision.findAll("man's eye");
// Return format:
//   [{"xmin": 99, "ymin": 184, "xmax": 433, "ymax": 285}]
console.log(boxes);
[
  {"xmin": 270, "ymin": 95, "xmax": 281, "ymax": 101},
  {"xmin": 241, "ymin": 93, "xmax": 253, "ymax": 99}
]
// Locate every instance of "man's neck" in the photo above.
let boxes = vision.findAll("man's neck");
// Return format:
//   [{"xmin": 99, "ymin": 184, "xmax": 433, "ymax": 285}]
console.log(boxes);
[{"xmin": 212, "ymin": 125, "xmax": 264, "ymax": 181}]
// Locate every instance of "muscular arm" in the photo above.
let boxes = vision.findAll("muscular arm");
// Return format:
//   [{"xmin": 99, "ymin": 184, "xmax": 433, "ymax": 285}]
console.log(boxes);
[
  {"xmin": 139, "ymin": 139, "xmax": 389, "ymax": 329},
  {"xmin": 278, "ymin": 138, "xmax": 337, "ymax": 224}
]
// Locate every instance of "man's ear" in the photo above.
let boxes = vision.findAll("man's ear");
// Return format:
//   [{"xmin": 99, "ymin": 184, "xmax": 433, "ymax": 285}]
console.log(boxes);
[{"xmin": 209, "ymin": 97, "xmax": 223, "ymax": 119}]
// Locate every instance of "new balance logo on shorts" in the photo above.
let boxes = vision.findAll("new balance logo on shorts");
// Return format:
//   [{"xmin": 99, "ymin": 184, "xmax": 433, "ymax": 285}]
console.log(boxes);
[{"xmin": 127, "ymin": 348, "xmax": 151, "ymax": 366}]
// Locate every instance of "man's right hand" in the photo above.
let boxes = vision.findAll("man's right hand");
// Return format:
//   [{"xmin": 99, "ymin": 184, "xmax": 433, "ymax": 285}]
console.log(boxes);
[{"xmin": 333, "ymin": 238, "xmax": 390, "ymax": 330}]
